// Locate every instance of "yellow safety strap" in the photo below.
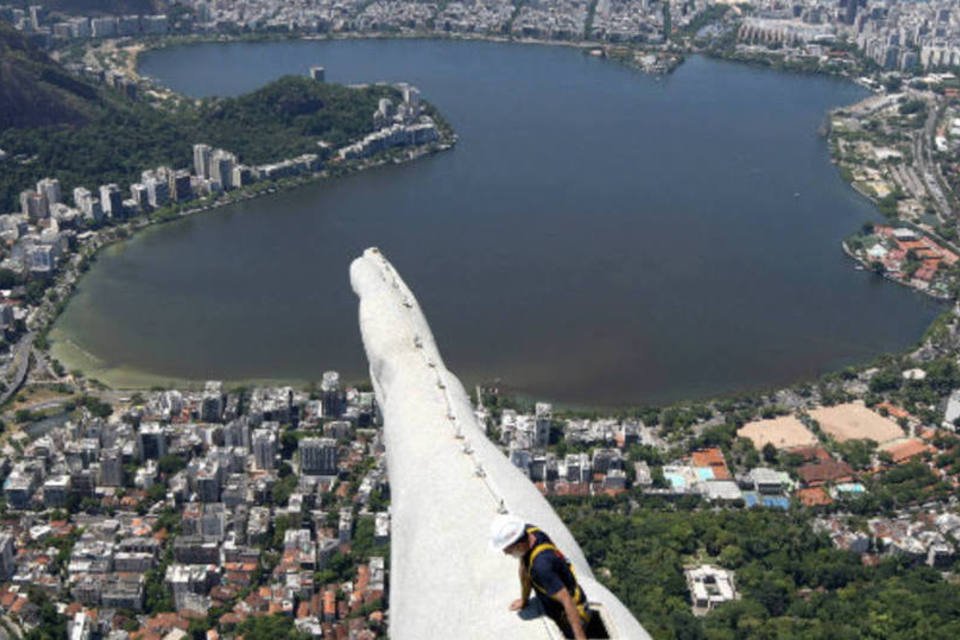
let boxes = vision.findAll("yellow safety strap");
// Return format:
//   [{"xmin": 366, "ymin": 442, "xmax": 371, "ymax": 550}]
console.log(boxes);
[{"xmin": 526, "ymin": 541, "xmax": 590, "ymax": 622}]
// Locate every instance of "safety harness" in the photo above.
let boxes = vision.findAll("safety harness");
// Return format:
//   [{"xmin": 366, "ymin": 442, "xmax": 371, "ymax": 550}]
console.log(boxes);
[{"xmin": 524, "ymin": 527, "xmax": 591, "ymax": 623}]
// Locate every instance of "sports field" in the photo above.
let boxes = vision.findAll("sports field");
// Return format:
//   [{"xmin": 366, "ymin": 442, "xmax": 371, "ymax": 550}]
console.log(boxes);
[
  {"xmin": 738, "ymin": 416, "xmax": 819, "ymax": 450},
  {"xmin": 809, "ymin": 403, "xmax": 905, "ymax": 443}
]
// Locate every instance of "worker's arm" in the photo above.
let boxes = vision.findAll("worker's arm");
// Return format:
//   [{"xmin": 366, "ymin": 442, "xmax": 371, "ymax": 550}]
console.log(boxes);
[
  {"xmin": 510, "ymin": 562, "xmax": 533, "ymax": 610},
  {"xmin": 552, "ymin": 587, "xmax": 587, "ymax": 640}
]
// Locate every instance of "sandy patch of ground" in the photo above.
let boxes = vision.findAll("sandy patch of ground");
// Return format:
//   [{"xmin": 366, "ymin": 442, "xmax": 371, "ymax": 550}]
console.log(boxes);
[
  {"xmin": 809, "ymin": 402, "xmax": 905, "ymax": 443},
  {"xmin": 737, "ymin": 416, "xmax": 819, "ymax": 450}
]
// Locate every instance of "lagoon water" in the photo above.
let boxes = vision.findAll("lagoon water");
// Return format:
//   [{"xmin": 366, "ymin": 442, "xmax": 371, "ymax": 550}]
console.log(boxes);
[{"xmin": 50, "ymin": 40, "xmax": 942, "ymax": 405}]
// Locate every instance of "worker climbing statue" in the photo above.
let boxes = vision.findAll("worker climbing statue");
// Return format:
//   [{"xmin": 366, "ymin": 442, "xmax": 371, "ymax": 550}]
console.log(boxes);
[
  {"xmin": 492, "ymin": 515, "xmax": 610, "ymax": 640},
  {"xmin": 351, "ymin": 248, "xmax": 649, "ymax": 639}
]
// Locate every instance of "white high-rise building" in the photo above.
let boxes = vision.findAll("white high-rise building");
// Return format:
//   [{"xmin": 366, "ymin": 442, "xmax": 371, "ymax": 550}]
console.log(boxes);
[
  {"xmin": 534, "ymin": 403, "xmax": 552, "ymax": 449},
  {"xmin": 130, "ymin": 183, "xmax": 149, "ymax": 210},
  {"xmin": 321, "ymin": 370, "xmax": 343, "ymax": 418},
  {"xmin": 20, "ymin": 190, "xmax": 48, "ymax": 221},
  {"xmin": 37, "ymin": 177, "xmax": 61, "ymax": 205},
  {"xmin": 210, "ymin": 149, "xmax": 236, "ymax": 190},
  {"xmin": 252, "ymin": 429, "xmax": 277, "ymax": 470},
  {"xmin": 201, "ymin": 381, "xmax": 225, "ymax": 423},
  {"xmin": 99, "ymin": 184, "xmax": 123, "ymax": 218},
  {"xmin": 28, "ymin": 5, "xmax": 42, "ymax": 31},
  {"xmin": 142, "ymin": 171, "xmax": 170, "ymax": 208},
  {"xmin": 73, "ymin": 186, "xmax": 92, "ymax": 209},
  {"xmin": 193, "ymin": 143, "xmax": 212, "ymax": 180},
  {"xmin": 401, "ymin": 84, "xmax": 421, "ymax": 108}
]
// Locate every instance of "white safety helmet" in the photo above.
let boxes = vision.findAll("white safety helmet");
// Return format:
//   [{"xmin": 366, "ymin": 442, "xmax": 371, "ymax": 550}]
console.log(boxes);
[{"xmin": 490, "ymin": 514, "xmax": 526, "ymax": 552}]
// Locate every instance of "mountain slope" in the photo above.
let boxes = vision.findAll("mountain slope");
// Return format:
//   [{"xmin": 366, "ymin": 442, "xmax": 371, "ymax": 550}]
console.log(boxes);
[{"xmin": 0, "ymin": 22, "xmax": 104, "ymax": 129}]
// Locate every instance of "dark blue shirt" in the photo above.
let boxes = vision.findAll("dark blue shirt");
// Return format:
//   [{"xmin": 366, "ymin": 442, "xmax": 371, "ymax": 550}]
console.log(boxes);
[{"xmin": 523, "ymin": 525, "xmax": 587, "ymax": 626}]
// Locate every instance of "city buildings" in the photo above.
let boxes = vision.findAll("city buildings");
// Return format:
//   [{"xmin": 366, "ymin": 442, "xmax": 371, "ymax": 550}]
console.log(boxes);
[
  {"xmin": 253, "ymin": 428, "xmax": 277, "ymax": 470},
  {"xmin": 300, "ymin": 437, "xmax": 338, "ymax": 476}
]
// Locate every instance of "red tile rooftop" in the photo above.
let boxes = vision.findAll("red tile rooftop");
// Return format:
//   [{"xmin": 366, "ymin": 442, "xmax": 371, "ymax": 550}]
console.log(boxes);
[
  {"xmin": 553, "ymin": 482, "xmax": 590, "ymax": 496},
  {"xmin": 898, "ymin": 239, "xmax": 927, "ymax": 251},
  {"xmin": 876, "ymin": 402, "xmax": 913, "ymax": 421},
  {"xmin": 915, "ymin": 265, "xmax": 938, "ymax": 282},
  {"xmin": 0, "ymin": 591, "xmax": 18, "ymax": 609},
  {"xmin": 882, "ymin": 438, "xmax": 934, "ymax": 464},
  {"xmin": 790, "ymin": 446, "xmax": 833, "ymax": 462},
  {"xmin": 797, "ymin": 459, "xmax": 855, "ymax": 486},
  {"xmin": 9, "ymin": 597, "xmax": 26, "ymax": 614},
  {"xmin": 691, "ymin": 448, "xmax": 732, "ymax": 479},
  {"xmin": 601, "ymin": 487, "xmax": 627, "ymax": 497},
  {"xmin": 219, "ymin": 612, "xmax": 246, "ymax": 626},
  {"xmin": 135, "ymin": 612, "xmax": 189, "ymax": 639},
  {"xmin": 356, "ymin": 565, "xmax": 370, "ymax": 592},
  {"xmin": 691, "ymin": 448, "xmax": 725, "ymax": 466}
]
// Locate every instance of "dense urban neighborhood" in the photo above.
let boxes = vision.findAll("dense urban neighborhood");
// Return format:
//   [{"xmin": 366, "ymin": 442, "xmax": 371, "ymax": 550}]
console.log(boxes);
[
  {"xmin": 0, "ymin": 376, "xmax": 391, "ymax": 640},
  {"xmin": 4, "ymin": 339, "xmax": 960, "ymax": 637}
]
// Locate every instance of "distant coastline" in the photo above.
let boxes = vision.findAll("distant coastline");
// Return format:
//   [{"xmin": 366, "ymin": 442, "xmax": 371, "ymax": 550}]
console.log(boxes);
[{"xmin": 93, "ymin": 30, "xmax": 685, "ymax": 89}]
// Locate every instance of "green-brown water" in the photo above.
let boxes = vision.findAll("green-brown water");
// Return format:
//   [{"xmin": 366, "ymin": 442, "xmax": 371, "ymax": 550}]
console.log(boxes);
[{"xmin": 50, "ymin": 41, "xmax": 942, "ymax": 405}]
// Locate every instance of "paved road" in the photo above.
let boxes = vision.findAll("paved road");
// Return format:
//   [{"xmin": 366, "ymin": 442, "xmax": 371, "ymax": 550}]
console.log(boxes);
[
  {"xmin": 914, "ymin": 102, "xmax": 952, "ymax": 222},
  {"xmin": 0, "ymin": 333, "xmax": 33, "ymax": 407}
]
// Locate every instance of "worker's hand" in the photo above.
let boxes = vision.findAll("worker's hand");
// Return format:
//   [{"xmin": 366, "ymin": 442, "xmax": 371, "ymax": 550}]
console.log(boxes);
[{"xmin": 509, "ymin": 598, "xmax": 526, "ymax": 611}]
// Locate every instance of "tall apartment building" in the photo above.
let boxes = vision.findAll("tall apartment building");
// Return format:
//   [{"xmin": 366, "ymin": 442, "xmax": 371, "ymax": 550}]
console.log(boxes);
[
  {"xmin": 193, "ymin": 143, "xmax": 212, "ymax": 180},
  {"xmin": 321, "ymin": 370, "xmax": 343, "ymax": 418},
  {"xmin": 20, "ymin": 190, "xmax": 48, "ymax": 221},
  {"xmin": 138, "ymin": 423, "xmax": 167, "ymax": 461},
  {"xmin": 300, "ymin": 438, "xmax": 338, "ymax": 476},
  {"xmin": 252, "ymin": 429, "xmax": 277, "ymax": 470},
  {"xmin": 210, "ymin": 149, "xmax": 237, "ymax": 190},
  {"xmin": 36, "ymin": 177, "xmax": 61, "ymax": 206},
  {"xmin": 99, "ymin": 184, "xmax": 124, "ymax": 218},
  {"xmin": 99, "ymin": 447, "xmax": 123, "ymax": 486}
]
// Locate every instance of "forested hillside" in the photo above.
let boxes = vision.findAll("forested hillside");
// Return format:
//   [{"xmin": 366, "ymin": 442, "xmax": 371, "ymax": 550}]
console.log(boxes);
[
  {"xmin": 0, "ymin": 32, "xmax": 400, "ymax": 211},
  {"xmin": 0, "ymin": 22, "xmax": 105, "ymax": 128},
  {"xmin": 555, "ymin": 498, "xmax": 960, "ymax": 640}
]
